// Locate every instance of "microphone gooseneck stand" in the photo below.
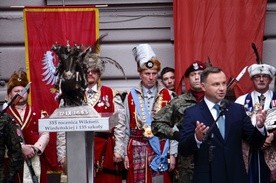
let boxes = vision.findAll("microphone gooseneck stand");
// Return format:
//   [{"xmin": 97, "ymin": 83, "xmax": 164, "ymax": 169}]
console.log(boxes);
[{"xmin": 203, "ymin": 100, "xmax": 228, "ymax": 183}]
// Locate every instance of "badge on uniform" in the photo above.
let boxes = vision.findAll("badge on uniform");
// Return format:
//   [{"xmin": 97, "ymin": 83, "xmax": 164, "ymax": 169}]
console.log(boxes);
[{"xmin": 103, "ymin": 95, "xmax": 110, "ymax": 108}]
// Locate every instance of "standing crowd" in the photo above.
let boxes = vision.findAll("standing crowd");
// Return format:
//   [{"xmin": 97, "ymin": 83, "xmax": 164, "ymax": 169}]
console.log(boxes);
[{"xmin": 0, "ymin": 42, "xmax": 276, "ymax": 183}]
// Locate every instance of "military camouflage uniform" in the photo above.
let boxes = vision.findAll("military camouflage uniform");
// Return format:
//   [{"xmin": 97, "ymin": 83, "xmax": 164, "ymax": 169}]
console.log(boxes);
[
  {"xmin": 152, "ymin": 91, "xmax": 197, "ymax": 183},
  {"xmin": 0, "ymin": 113, "xmax": 23, "ymax": 183}
]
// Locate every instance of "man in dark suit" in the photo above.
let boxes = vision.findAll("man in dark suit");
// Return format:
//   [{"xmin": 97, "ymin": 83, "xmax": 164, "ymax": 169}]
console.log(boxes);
[{"xmin": 178, "ymin": 67, "xmax": 267, "ymax": 183}]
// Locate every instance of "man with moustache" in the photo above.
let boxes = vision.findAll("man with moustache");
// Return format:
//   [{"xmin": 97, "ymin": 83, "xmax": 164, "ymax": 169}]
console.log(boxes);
[
  {"xmin": 57, "ymin": 49, "xmax": 126, "ymax": 183},
  {"xmin": 5, "ymin": 69, "xmax": 49, "ymax": 183},
  {"xmin": 236, "ymin": 63, "xmax": 276, "ymax": 183}
]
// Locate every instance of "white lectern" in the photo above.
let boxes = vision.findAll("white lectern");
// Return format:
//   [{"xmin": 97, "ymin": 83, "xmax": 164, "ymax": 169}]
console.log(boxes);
[{"xmin": 39, "ymin": 105, "xmax": 117, "ymax": 183}]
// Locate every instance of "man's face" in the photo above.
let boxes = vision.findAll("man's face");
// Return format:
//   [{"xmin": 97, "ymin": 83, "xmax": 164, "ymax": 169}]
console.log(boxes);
[
  {"xmin": 162, "ymin": 71, "xmax": 175, "ymax": 91},
  {"xmin": 86, "ymin": 69, "xmax": 100, "ymax": 85},
  {"xmin": 9, "ymin": 86, "xmax": 28, "ymax": 105},
  {"xmin": 251, "ymin": 74, "xmax": 272, "ymax": 93},
  {"xmin": 188, "ymin": 70, "xmax": 203, "ymax": 91},
  {"xmin": 140, "ymin": 69, "xmax": 158, "ymax": 89},
  {"xmin": 201, "ymin": 71, "xmax": 227, "ymax": 103}
]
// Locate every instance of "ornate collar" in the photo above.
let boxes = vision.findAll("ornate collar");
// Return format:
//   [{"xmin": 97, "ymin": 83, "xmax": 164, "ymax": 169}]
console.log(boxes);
[{"xmin": 9, "ymin": 105, "xmax": 32, "ymax": 130}]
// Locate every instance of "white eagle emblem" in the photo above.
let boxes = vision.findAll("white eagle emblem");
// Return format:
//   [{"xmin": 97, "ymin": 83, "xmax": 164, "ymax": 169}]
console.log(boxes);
[{"xmin": 42, "ymin": 51, "xmax": 58, "ymax": 85}]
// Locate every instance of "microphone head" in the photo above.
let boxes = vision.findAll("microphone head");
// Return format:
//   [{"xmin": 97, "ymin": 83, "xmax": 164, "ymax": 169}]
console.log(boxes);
[{"xmin": 220, "ymin": 99, "xmax": 229, "ymax": 111}]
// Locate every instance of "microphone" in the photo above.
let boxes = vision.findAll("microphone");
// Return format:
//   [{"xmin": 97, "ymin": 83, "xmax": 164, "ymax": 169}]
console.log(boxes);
[{"xmin": 219, "ymin": 99, "xmax": 229, "ymax": 114}]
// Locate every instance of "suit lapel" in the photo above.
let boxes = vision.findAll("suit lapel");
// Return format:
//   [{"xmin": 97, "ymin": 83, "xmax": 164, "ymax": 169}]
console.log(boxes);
[{"xmin": 199, "ymin": 101, "xmax": 215, "ymax": 126}]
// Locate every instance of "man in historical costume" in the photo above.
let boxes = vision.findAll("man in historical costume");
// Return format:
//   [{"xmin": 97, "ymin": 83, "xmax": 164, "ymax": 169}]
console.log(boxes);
[
  {"xmin": 5, "ymin": 69, "xmax": 50, "ymax": 183},
  {"xmin": 56, "ymin": 50, "xmax": 126, "ymax": 183},
  {"xmin": 235, "ymin": 63, "xmax": 276, "ymax": 183},
  {"xmin": 152, "ymin": 61, "xmax": 206, "ymax": 183},
  {"xmin": 0, "ymin": 112, "xmax": 24, "ymax": 182},
  {"xmin": 124, "ymin": 44, "xmax": 176, "ymax": 183},
  {"xmin": 84, "ymin": 51, "xmax": 126, "ymax": 183}
]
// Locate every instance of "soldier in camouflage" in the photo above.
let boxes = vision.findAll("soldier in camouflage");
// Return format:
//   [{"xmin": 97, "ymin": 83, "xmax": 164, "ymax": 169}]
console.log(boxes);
[
  {"xmin": 152, "ymin": 61, "xmax": 206, "ymax": 183},
  {"xmin": 0, "ymin": 113, "xmax": 23, "ymax": 183}
]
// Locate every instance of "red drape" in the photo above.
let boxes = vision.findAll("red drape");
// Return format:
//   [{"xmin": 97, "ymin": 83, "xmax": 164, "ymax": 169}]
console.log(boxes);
[
  {"xmin": 173, "ymin": 0, "xmax": 267, "ymax": 97},
  {"xmin": 23, "ymin": 6, "xmax": 99, "ymax": 172}
]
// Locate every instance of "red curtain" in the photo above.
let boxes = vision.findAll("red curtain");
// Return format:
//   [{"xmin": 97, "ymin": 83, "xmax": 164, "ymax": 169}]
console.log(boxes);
[
  {"xmin": 23, "ymin": 6, "xmax": 99, "ymax": 172},
  {"xmin": 173, "ymin": 0, "xmax": 267, "ymax": 97}
]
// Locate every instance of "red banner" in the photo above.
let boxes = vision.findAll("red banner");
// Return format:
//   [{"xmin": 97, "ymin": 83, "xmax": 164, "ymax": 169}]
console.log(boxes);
[
  {"xmin": 173, "ymin": 0, "xmax": 267, "ymax": 97},
  {"xmin": 23, "ymin": 6, "xmax": 99, "ymax": 171}
]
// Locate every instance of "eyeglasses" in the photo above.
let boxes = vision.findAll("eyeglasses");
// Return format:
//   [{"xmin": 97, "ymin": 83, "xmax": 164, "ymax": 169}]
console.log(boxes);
[
  {"xmin": 86, "ymin": 70, "xmax": 98, "ymax": 74},
  {"xmin": 252, "ymin": 74, "xmax": 271, "ymax": 80}
]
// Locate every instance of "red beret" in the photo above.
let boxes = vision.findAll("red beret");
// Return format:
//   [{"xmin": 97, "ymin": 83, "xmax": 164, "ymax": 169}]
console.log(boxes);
[{"xmin": 184, "ymin": 61, "xmax": 206, "ymax": 77}]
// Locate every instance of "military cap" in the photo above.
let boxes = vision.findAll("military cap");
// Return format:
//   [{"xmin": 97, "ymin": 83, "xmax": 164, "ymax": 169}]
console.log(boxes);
[{"xmin": 184, "ymin": 61, "xmax": 206, "ymax": 77}]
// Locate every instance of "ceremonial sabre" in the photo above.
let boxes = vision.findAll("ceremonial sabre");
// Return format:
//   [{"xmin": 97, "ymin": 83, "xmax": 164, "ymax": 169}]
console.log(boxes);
[
  {"xmin": 227, "ymin": 66, "xmax": 248, "ymax": 91},
  {"xmin": 1, "ymin": 82, "xmax": 31, "ymax": 114}
]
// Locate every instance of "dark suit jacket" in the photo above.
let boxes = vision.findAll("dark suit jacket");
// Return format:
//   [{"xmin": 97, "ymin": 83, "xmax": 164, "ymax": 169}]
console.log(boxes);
[{"xmin": 178, "ymin": 100, "xmax": 266, "ymax": 183}]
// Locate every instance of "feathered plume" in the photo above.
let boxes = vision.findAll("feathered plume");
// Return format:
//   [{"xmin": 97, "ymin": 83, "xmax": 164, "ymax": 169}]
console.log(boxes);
[
  {"xmin": 83, "ymin": 34, "xmax": 127, "ymax": 80},
  {"xmin": 99, "ymin": 56, "xmax": 127, "ymax": 79},
  {"xmin": 206, "ymin": 56, "xmax": 213, "ymax": 67},
  {"xmin": 90, "ymin": 34, "xmax": 108, "ymax": 54},
  {"xmin": 251, "ymin": 43, "xmax": 262, "ymax": 64}
]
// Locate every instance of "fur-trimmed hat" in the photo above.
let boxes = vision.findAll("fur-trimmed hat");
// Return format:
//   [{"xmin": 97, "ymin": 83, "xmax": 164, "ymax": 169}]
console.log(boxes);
[
  {"xmin": 184, "ymin": 61, "xmax": 206, "ymax": 77},
  {"xmin": 82, "ymin": 34, "xmax": 126, "ymax": 78},
  {"xmin": 83, "ymin": 52, "xmax": 105, "ymax": 74},
  {"xmin": 132, "ymin": 44, "xmax": 161, "ymax": 72},
  {"xmin": 7, "ymin": 69, "xmax": 29, "ymax": 94},
  {"xmin": 248, "ymin": 63, "xmax": 276, "ymax": 78}
]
